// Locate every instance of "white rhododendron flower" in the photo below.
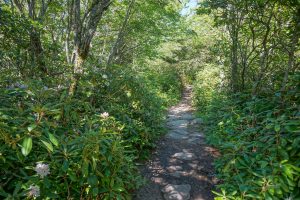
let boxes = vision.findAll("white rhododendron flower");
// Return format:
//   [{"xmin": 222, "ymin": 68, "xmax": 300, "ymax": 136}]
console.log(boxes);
[
  {"xmin": 28, "ymin": 185, "xmax": 40, "ymax": 198},
  {"xmin": 35, "ymin": 163, "xmax": 50, "ymax": 178},
  {"xmin": 100, "ymin": 112, "xmax": 109, "ymax": 118},
  {"xmin": 102, "ymin": 74, "xmax": 108, "ymax": 79}
]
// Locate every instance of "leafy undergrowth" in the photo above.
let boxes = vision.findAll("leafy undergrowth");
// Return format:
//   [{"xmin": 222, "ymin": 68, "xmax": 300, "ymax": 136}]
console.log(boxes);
[
  {"xmin": 194, "ymin": 73, "xmax": 300, "ymax": 199},
  {"xmin": 0, "ymin": 65, "xmax": 182, "ymax": 199}
]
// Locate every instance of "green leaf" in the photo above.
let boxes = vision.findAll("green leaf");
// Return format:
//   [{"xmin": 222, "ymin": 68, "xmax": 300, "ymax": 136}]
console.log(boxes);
[
  {"xmin": 21, "ymin": 137, "xmax": 32, "ymax": 156},
  {"xmin": 274, "ymin": 124, "xmax": 280, "ymax": 132},
  {"xmin": 88, "ymin": 175, "xmax": 98, "ymax": 186},
  {"xmin": 68, "ymin": 170, "xmax": 77, "ymax": 182},
  {"xmin": 41, "ymin": 140, "xmax": 53, "ymax": 152},
  {"xmin": 27, "ymin": 124, "xmax": 37, "ymax": 132},
  {"xmin": 259, "ymin": 161, "xmax": 268, "ymax": 168},
  {"xmin": 113, "ymin": 186, "xmax": 125, "ymax": 192},
  {"xmin": 62, "ymin": 160, "xmax": 69, "ymax": 172},
  {"xmin": 82, "ymin": 162, "xmax": 89, "ymax": 177},
  {"xmin": 13, "ymin": 182, "xmax": 22, "ymax": 196},
  {"xmin": 98, "ymin": 188, "xmax": 109, "ymax": 193},
  {"xmin": 92, "ymin": 188, "xmax": 99, "ymax": 196},
  {"xmin": 282, "ymin": 165, "xmax": 293, "ymax": 179},
  {"xmin": 48, "ymin": 133, "xmax": 59, "ymax": 146}
]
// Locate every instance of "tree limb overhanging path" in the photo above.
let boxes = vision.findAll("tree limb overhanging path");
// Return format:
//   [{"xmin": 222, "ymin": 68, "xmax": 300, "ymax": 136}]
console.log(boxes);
[{"xmin": 134, "ymin": 86, "xmax": 220, "ymax": 200}]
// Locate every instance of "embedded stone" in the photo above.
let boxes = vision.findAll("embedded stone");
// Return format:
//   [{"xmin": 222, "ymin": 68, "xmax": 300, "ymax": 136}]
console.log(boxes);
[
  {"xmin": 170, "ymin": 171, "xmax": 181, "ymax": 178},
  {"xmin": 167, "ymin": 120, "xmax": 189, "ymax": 129},
  {"xmin": 167, "ymin": 131, "xmax": 189, "ymax": 140},
  {"xmin": 179, "ymin": 114, "xmax": 194, "ymax": 120},
  {"xmin": 167, "ymin": 166, "xmax": 183, "ymax": 172},
  {"xmin": 172, "ymin": 152, "xmax": 196, "ymax": 161},
  {"xmin": 190, "ymin": 118, "xmax": 203, "ymax": 125},
  {"xmin": 161, "ymin": 184, "xmax": 191, "ymax": 200}
]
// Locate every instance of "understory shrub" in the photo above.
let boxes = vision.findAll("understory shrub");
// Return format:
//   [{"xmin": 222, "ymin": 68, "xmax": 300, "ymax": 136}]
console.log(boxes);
[
  {"xmin": 0, "ymin": 64, "xmax": 182, "ymax": 199},
  {"xmin": 194, "ymin": 73, "xmax": 300, "ymax": 199},
  {"xmin": 192, "ymin": 64, "xmax": 222, "ymax": 113}
]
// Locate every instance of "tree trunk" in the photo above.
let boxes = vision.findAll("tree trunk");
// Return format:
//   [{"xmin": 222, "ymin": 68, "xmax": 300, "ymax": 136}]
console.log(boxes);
[
  {"xmin": 68, "ymin": 48, "xmax": 84, "ymax": 96},
  {"xmin": 68, "ymin": 0, "xmax": 111, "ymax": 96},
  {"xmin": 251, "ymin": 8, "xmax": 274, "ymax": 96},
  {"xmin": 281, "ymin": 9, "xmax": 300, "ymax": 92},
  {"xmin": 107, "ymin": 0, "xmax": 135, "ymax": 65},
  {"xmin": 231, "ymin": 27, "xmax": 239, "ymax": 93},
  {"xmin": 29, "ymin": 30, "xmax": 48, "ymax": 75},
  {"xmin": 27, "ymin": 0, "xmax": 48, "ymax": 75}
]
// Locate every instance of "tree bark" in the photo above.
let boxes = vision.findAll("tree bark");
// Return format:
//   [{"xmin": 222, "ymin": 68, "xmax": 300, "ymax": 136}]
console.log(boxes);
[
  {"xmin": 231, "ymin": 27, "xmax": 239, "ymax": 93},
  {"xmin": 107, "ymin": 0, "xmax": 135, "ymax": 65},
  {"xmin": 69, "ymin": 48, "xmax": 84, "ymax": 96},
  {"xmin": 28, "ymin": 0, "xmax": 46, "ymax": 74},
  {"xmin": 13, "ymin": 0, "xmax": 51, "ymax": 76},
  {"xmin": 68, "ymin": 0, "xmax": 111, "ymax": 96},
  {"xmin": 251, "ymin": 5, "xmax": 274, "ymax": 96},
  {"xmin": 280, "ymin": 8, "xmax": 300, "ymax": 92},
  {"xmin": 29, "ymin": 30, "xmax": 48, "ymax": 74}
]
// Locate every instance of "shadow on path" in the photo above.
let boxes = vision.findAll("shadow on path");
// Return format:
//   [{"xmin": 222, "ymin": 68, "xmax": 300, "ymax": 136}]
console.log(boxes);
[{"xmin": 134, "ymin": 86, "xmax": 219, "ymax": 200}]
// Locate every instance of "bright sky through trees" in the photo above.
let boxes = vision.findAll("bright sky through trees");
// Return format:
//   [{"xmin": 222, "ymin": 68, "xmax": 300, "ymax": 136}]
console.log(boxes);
[{"xmin": 180, "ymin": 0, "xmax": 198, "ymax": 15}]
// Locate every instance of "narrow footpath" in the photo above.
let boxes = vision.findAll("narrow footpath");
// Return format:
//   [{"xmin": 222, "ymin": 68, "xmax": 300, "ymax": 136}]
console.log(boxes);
[{"xmin": 134, "ymin": 86, "xmax": 219, "ymax": 200}]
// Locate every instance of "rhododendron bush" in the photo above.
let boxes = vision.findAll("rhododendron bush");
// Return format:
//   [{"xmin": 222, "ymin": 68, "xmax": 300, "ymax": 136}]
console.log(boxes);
[{"xmin": 0, "ymin": 65, "xmax": 182, "ymax": 199}]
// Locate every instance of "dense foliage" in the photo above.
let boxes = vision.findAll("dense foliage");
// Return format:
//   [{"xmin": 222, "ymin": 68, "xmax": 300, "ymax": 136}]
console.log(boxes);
[
  {"xmin": 0, "ymin": 65, "xmax": 181, "ymax": 199},
  {"xmin": 0, "ymin": 0, "xmax": 183, "ymax": 199},
  {"xmin": 1, "ymin": 0, "xmax": 299, "ymax": 199},
  {"xmin": 191, "ymin": 0, "xmax": 300, "ymax": 199},
  {"xmin": 196, "ymin": 74, "xmax": 300, "ymax": 199}
]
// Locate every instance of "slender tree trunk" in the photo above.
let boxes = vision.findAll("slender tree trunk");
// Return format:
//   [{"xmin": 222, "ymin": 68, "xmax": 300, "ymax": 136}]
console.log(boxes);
[
  {"xmin": 68, "ymin": 0, "xmax": 111, "ymax": 96},
  {"xmin": 69, "ymin": 48, "xmax": 84, "ymax": 96},
  {"xmin": 68, "ymin": 0, "xmax": 82, "ymax": 96},
  {"xmin": 231, "ymin": 27, "xmax": 239, "ymax": 93},
  {"xmin": 228, "ymin": 3, "xmax": 240, "ymax": 93},
  {"xmin": 27, "ymin": 0, "xmax": 48, "ymax": 75},
  {"xmin": 281, "ymin": 9, "xmax": 300, "ymax": 92},
  {"xmin": 29, "ymin": 30, "xmax": 48, "ymax": 74},
  {"xmin": 281, "ymin": 52, "xmax": 294, "ymax": 91},
  {"xmin": 251, "ymin": 8, "xmax": 274, "ymax": 96},
  {"xmin": 107, "ymin": 0, "xmax": 135, "ymax": 65}
]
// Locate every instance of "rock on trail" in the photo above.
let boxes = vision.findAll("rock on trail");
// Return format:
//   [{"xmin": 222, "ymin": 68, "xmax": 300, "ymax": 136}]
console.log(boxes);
[
  {"xmin": 134, "ymin": 86, "xmax": 219, "ymax": 200},
  {"xmin": 162, "ymin": 184, "xmax": 191, "ymax": 200}
]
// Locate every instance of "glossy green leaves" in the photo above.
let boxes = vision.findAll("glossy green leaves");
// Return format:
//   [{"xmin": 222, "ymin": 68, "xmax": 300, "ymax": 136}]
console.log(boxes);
[{"xmin": 21, "ymin": 137, "xmax": 32, "ymax": 156}]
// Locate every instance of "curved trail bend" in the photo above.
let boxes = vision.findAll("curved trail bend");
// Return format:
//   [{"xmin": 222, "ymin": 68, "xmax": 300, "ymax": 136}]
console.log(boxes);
[{"xmin": 134, "ymin": 86, "xmax": 219, "ymax": 200}]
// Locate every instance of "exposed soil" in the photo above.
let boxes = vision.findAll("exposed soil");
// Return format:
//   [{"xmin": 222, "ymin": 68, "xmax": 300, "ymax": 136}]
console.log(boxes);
[{"xmin": 133, "ymin": 86, "xmax": 220, "ymax": 200}]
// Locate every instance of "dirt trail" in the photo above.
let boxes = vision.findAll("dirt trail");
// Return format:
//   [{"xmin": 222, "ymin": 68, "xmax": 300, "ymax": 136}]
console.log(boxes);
[{"xmin": 134, "ymin": 86, "xmax": 219, "ymax": 200}]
